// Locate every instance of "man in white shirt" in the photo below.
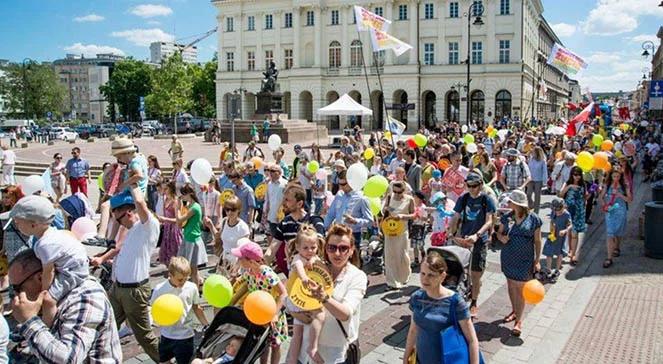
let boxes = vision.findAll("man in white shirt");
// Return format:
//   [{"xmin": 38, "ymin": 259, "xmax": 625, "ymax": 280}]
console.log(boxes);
[
  {"xmin": 264, "ymin": 164, "xmax": 288, "ymax": 239},
  {"xmin": 551, "ymin": 152, "xmax": 576, "ymax": 194},
  {"xmin": 107, "ymin": 184, "xmax": 160, "ymax": 361},
  {"xmin": 1, "ymin": 145, "xmax": 16, "ymax": 186},
  {"xmin": 387, "ymin": 148, "xmax": 405, "ymax": 175}
]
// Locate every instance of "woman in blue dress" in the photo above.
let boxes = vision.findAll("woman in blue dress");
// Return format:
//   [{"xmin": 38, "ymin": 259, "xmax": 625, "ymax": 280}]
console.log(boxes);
[
  {"xmin": 496, "ymin": 189, "xmax": 542, "ymax": 337},
  {"xmin": 559, "ymin": 166, "xmax": 587, "ymax": 266},
  {"xmin": 598, "ymin": 164, "xmax": 631, "ymax": 268},
  {"xmin": 403, "ymin": 250, "xmax": 480, "ymax": 364}
]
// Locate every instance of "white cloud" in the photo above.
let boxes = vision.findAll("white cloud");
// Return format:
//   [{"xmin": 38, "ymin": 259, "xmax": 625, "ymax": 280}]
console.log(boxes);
[
  {"xmin": 585, "ymin": 52, "xmax": 621, "ymax": 64},
  {"xmin": 64, "ymin": 43, "xmax": 125, "ymax": 57},
  {"xmin": 73, "ymin": 13, "xmax": 104, "ymax": 22},
  {"xmin": 578, "ymin": 50, "xmax": 650, "ymax": 91},
  {"xmin": 551, "ymin": 23, "xmax": 576, "ymax": 38},
  {"xmin": 111, "ymin": 28, "xmax": 174, "ymax": 46},
  {"xmin": 147, "ymin": 20, "xmax": 161, "ymax": 25},
  {"xmin": 581, "ymin": 0, "xmax": 663, "ymax": 36},
  {"xmin": 627, "ymin": 34, "xmax": 660, "ymax": 44},
  {"xmin": 130, "ymin": 4, "xmax": 173, "ymax": 18}
]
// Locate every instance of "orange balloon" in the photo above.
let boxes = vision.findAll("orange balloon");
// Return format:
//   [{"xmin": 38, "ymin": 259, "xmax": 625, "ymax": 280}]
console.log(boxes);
[
  {"xmin": 522, "ymin": 279, "xmax": 545, "ymax": 304},
  {"xmin": 593, "ymin": 152, "xmax": 610, "ymax": 172},
  {"xmin": 243, "ymin": 290, "xmax": 277, "ymax": 325},
  {"xmin": 251, "ymin": 157, "xmax": 264, "ymax": 169},
  {"xmin": 438, "ymin": 159, "xmax": 451, "ymax": 171},
  {"xmin": 600, "ymin": 140, "xmax": 614, "ymax": 152}
]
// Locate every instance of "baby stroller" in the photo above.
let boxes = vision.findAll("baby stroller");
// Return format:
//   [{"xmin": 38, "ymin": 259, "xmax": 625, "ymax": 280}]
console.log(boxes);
[
  {"xmin": 196, "ymin": 306, "xmax": 271, "ymax": 364},
  {"xmin": 427, "ymin": 245, "xmax": 472, "ymax": 302}
]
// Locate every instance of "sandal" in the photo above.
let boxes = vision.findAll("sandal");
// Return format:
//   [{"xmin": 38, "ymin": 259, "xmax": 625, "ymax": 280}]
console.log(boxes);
[
  {"xmin": 603, "ymin": 259, "xmax": 613, "ymax": 268},
  {"xmin": 613, "ymin": 248, "xmax": 621, "ymax": 257},
  {"xmin": 570, "ymin": 258, "xmax": 578, "ymax": 266},
  {"xmin": 511, "ymin": 321, "xmax": 522, "ymax": 337},
  {"xmin": 503, "ymin": 312, "xmax": 516, "ymax": 323}
]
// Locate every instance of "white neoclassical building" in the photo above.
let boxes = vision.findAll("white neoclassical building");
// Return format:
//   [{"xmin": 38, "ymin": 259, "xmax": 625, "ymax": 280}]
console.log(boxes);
[{"xmin": 213, "ymin": 0, "xmax": 570, "ymax": 131}]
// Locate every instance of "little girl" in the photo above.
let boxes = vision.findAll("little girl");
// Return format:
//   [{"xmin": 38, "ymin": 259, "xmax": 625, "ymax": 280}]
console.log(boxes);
[
  {"xmin": 542, "ymin": 198, "xmax": 571, "ymax": 283},
  {"xmin": 233, "ymin": 241, "xmax": 288, "ymax": 364},
  {"xmin": 285, "ymin": 225, "xmax": 326, "ymax": 364},
  {"xmin": 410, "ymin": 192, "xmax": 428, "ymax": 265},
  {"xmin": 176, "ymin": 183, "xmax": 208, "ymax": 286},
  {"xmin": 428, "ymin": 169, "xmax": 444, "ymax": 197},
  {"xmin": 428, "ymin": 192, "xmax": 453, "ymax": 246}
]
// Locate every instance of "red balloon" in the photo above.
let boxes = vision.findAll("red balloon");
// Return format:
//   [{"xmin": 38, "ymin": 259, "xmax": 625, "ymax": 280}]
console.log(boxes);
[{"xmin": 406, "ymin": 138, "xmax": 417, "ymax": 149}]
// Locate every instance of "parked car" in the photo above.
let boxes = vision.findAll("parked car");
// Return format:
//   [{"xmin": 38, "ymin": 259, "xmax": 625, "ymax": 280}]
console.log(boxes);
[{"xmin": 52, "ymin": 127, "xmax": 79, "ymax": 141}]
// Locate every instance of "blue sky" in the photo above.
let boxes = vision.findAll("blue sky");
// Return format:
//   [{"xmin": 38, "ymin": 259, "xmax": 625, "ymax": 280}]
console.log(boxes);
[{"xmin": 0, "ymin": 0, "xmax": 661, "ymax": 92}]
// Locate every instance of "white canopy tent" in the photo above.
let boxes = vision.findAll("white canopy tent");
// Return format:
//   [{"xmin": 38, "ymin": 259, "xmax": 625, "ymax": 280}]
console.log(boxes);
[{"xmin": 317, "ymin": 93, "xmax": 373, "ymax": 116}]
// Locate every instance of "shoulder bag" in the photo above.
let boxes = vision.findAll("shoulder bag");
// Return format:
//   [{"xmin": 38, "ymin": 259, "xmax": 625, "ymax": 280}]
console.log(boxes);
[
  {"xmin": 441, "ymin": 294, "xmax": 485, "ymax": 364},
  {"xmin": 336, "ymin": 318, "xmax": 361, "ymax": 364}
]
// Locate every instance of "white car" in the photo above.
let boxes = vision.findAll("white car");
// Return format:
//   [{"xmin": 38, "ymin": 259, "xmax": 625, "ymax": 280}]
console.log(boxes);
[{"xmin": 53, "ymin": 127, "xmax": 79, "ymax": 141}]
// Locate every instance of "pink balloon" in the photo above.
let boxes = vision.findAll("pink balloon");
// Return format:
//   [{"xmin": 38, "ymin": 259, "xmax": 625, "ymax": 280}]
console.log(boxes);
[{"xmin": 71, "ymin": 217, "xmax": 97, "ymax": 241}]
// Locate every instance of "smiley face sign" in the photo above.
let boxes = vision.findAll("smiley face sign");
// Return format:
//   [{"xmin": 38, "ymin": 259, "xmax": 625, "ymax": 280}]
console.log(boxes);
[
  {"xmin": 255, "ymin": 182, "xmax": 267, "ymax": 201},
  {"xmin": 381, "ymin": 217, "xmax": 405, "ymax": 237},
  {"xmin": 286, "ymin": 261, "xmax": 334, "ymax": 311},
  {"xmin": 220, "ymin": 189, "xmax": 235, "ymax": 205}
]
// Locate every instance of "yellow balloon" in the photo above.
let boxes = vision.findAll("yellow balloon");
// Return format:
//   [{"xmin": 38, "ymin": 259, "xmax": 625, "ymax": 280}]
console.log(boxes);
[
  {"xmin": 384, "ymin": 131, "xmax": 392, "ymax": 140},
  {"xmin": 576, "ymin": 151, "xmax": 594, "ymax": 173},
  {"xmin": 364, "ymin": 148, "xmax": 375, "ymax": 160},
  {"xmin": 152, "ymin": 294, "xmax": 184, "ymax": 326}
]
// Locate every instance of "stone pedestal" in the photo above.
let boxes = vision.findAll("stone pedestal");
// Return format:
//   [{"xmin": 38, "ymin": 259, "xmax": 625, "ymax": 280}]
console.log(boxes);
[{"xmin": 256, "ymin": 91, "xmax": 283, "ymax": 115}]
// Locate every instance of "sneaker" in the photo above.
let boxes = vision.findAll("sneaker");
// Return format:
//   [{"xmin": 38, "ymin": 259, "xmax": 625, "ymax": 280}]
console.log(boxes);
[
  {"xmin": 118, "ymin": 324, "xmax": 134, "ymax": 338},
  {"xmin": 552, "ymin": 269, "xmax": 561, "ymax": 278}
]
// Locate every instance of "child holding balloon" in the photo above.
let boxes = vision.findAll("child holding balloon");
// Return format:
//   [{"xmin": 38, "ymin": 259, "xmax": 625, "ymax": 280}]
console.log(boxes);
[{"xmin": 542, "ymin": 199, "xmax": 571, "ymax": 283}]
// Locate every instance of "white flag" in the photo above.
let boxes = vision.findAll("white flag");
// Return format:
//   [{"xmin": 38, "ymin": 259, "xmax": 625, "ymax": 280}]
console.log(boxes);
[
  {"xmin": 353, "ymin": 6, "xmax": 391, "ymax": 32},
  {"xmin": 369, "ymin": 28, "xmax": 413, "ymax": 57},
  {"xmin": 387, "ymin": 115, "xmax": 406, "ymax": 135}
]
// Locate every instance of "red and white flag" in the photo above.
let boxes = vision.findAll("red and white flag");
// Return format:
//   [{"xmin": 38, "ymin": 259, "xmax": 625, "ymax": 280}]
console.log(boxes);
[{"xmin": 566, "ymin": 102, "xmax": 594, "ymax": 136}]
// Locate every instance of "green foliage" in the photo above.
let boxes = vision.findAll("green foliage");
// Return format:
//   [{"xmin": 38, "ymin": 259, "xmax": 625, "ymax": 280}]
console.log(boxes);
[
  {"xmin": 0, "ymin": 61, "xmax": 66, "ymax": 118},
  {"xmin": 191, "ymin": 54, "xmax": 217, "ymax": 118},
  {"xmin": 145, "ymin": 53, "xmax": 195, "ymax": 120},
  {"xmin": 100, "ymin": 58, "xmax": 153, "ymax": 122}
]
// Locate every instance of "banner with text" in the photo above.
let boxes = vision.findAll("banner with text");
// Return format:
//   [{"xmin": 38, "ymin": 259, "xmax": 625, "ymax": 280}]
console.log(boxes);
[
  {"xmin": 369, "ymin": 28, "xmax": 413, "ymax": 57},
  {"xmin": 354, "ymin": 6, "xmax": 391, "ymax": 32},
  {"xmin": 546, "ymin": 43, "xmax": 587, "ymax": 77}
]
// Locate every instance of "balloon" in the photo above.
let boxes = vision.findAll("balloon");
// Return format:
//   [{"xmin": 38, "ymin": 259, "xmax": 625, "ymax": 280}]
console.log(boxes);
[
  {"xmin": 612, "ymin": 129, "xmax": 623, "ymax": 137},
  {"xmin": 190, "ymin": 158, "xmax": 213, "ymax": 185},
  {"xmin": 461, "ymin": 125, "xmax": 468, "ymax": 133},
  {"xmin": 368, "ymin": 197, "xmax": 381, "ymax": 216},
  {"xmin": 623, "ymin": 141, "xmax": 636, "ymax": 157},
  {"xmin": 267, "ymin": 134, "xmax": 282, "ymax": 151},
  {"xmin": 620, "ymin": 123, "xmax": 630, "ymax": 131},
  {"xmin": 315, "ymin": 168, "xmax": 327, "ymax": 180},
  {"xmin": 71, "ymin": 217, "xmax": 97, "ymax": 241},
  {"xmin": 593, "ymin": 152, "xmax": 610, "ymax": 172},
  {"xmin": 600, "ymin": 140, "xmax": 614, "ymax": 152},
  {"xmin": 438, "ymin": 159, "xmax": 451, "ymax": 170},
  {"xmin": 251, "ymin": 157, "xmax": 264, "ymax": 169},
  {"xmin": 152, "ymin": 294, "xmax": 184, "ymax": 326},
  {"xmin": 486, "ymin": 126, "xmax": 495, "ymax": 134},
  {"xmin": 21, "ymin": 175, "xmax": 45, "ymax": 195},
  {"xmin": 466, "ymin": 143, "xmax": 478, "ymax": 154},
  {"xmin": 244, "ymin": 290, "xmax": 277, "ymax": 325},
  {"xmin": 363, "ymin": 175, "xmax": 389, "ymax": 198},
  {"xmin": 462, "ymin": 134, "xmax": 475, "ymax": 144},
  {"xmin": 363, "ymin": 148, "xmax": 375, "ymax": 160},
  {"xmin": 522, "ymin": 279, "xmax": 545, "ymax": 304},
  {"xmin": 615, "ymin": 150, "xmax": 623, "ymax": 158},
  {"xmin": 203, "ymin": 274, "xmax": 233, "ymax": 308},
  {"xmin": 346, "ymin": 163, "xmax": 369, "ymax": 192},
  {"xmin": 489, "ymin": 129, "xmax": 498, "ymax": 138},
  {"xmin": 306, "ymin": 161, "xmax": 320, "ymax": 174},
  {"xmin": 414, "ymin": 133, "xmax": 427, "ymax": 147},
  {"xmin": 576, "ymin": 151, "xmax": 594, "ymax": 173},
  {"xmin": 592, "ymin": 134, "xmax": 604, "ymax": 147},
  {"xmin": 406, "ymin": 138, "xmax": 417, "ymax": 149},
  {"xmin": 384, "ymin": 131, "xmax": 392, "ymax": 140}
]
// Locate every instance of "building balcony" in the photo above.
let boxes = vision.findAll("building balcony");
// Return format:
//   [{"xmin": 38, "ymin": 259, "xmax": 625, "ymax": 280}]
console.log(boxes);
[
  {"xmin": 348, "ymin": 66, "xmax": 363, "ymax": 76},
  {"xmin": 326, "ymin": 67, "xmax": 340, "ymax": 76}
]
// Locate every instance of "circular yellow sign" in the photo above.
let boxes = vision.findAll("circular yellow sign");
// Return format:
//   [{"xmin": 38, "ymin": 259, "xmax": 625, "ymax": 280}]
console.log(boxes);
[
  {"xmin": 255, "ymin": 182, "xmax": 267, "ymax": 200},
  {"xmin": 232, "ymin": 278, "xmax": 282, "ymax": 307},
  {"xmin": 381, "ymin": 217, "xmax": 405, "ymax": 237},
  {"xmin": 220, "ymin": 189, "xmax": 235, "ymax": 206},
  {"xmin": 286, "ymin": 262, "xmax": 334, "ymax": 311}
]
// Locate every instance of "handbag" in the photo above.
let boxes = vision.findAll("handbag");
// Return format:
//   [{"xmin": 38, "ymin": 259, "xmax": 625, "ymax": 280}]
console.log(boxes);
[
  {"xmin": 441, "ymin": 294, "xmax": 485, "ymax": 364},
  {"xmin": 336, "ymin": 318, "xmax": 361, "ymax": 364}
]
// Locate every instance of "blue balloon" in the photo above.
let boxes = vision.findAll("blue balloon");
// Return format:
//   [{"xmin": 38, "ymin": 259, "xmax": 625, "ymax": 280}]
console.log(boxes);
[{"xmin": 432, "ymin": 169, "xmax": 442, "ymax": 179}]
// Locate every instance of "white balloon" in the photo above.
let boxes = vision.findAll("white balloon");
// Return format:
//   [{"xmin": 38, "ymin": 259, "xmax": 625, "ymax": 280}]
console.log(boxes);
[
  {"xmin": 346, "ymin": 163, "xmax": 369, "ymax": 192},
  {"xmin": 22, "ymin": 175, "xmax": 45, "ymax": 195},
  {"xmin": 268, "ymin": 134, "xmax": 282, "ymax": 151},
  {"xmin": 461, "ymin": 125, "xmax": 468, "ymax": 133},
  {"xmin": 614, "ymin": 141, "xmax": 623, "ymax": 151},
  {"xmin": 190, "ymin": 158, "xmax": 213, "ymax": 185},
  {"xmin": 466, "ymin": 143, "xmax": 478, "ymax": 154}
]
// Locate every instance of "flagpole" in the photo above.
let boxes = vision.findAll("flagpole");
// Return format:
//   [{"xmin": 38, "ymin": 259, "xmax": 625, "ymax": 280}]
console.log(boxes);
[
  {"xmin": 371, "ymin": 51, "xmax": 397, "ymax": 150},
  {"xmin": 356, "ymin": 29, "xmax": 383, "ymax": 162}
]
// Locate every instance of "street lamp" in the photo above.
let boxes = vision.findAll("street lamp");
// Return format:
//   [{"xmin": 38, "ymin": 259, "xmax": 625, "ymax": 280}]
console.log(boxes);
[
  {"xmin": 642, "ymin": 41, "xmax": 656, "ymax": 59},
  {"xmin": 230, "ymin": 87, "xmax": 247, "ymax": 160},
  {"xmin": 642, "ymin": 67, "xmax": 651, "ymax": 81},
  {"xmin": 21, "ymin": 58, "xmax": 34, "ymax": 119},
  {"xmin": 464, "ymin": 2, "xmax": 485, "ymax": 125}
]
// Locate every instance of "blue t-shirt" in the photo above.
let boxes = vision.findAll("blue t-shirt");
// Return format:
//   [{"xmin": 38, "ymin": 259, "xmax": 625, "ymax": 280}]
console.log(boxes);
[
  {"xmin": 549, "ymin": 210, "xmax": 571, "ymax": 241},
  {"xmin": 122, "ymin": 155, "xmax": 148, "ymax": 194},
  {"xmin": 409, "ymin": 290, "xmax": 470, "ymax": 364},
  {"xmin": 453, "ymin": 193, "xmax": 496, "ymax": 241}
]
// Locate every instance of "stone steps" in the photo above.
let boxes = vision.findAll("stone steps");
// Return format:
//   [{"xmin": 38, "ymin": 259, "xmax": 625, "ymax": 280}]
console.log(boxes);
[{"xmin": 12, "ymin": 162, "xmax": 224, "ymax": 178}]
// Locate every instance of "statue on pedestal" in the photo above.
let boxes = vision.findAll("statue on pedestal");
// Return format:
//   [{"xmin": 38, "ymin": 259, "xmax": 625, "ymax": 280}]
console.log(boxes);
[{"xmin": 261, "ymin": 62, "xmax": 279, "ymax": 93}]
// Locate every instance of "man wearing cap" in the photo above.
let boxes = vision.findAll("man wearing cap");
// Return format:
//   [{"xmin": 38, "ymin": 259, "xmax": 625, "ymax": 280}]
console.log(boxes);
[
  {"xmin": 340, "ymin": 137, "xmax": 354, "ymax": 157},
  {"xmin": 107, "ymin": 184, "xmax": 160, "ymax": 361},
  {"xmin": 9, "ymin": 249, "xmax": 122, "ymax": 362},
  {"xmin": 112, "ymin": 137, "xmax": 148, "ymax": 195},
  {"xmin": 64, "ymin": 147, "xmax": 91, "ymax": 196},
  {"xmin": 448, "ymin": 172, "xmax": 496, "ymax": 317},
  {"xmin": 500, "ymin": 148, "xmax": 531, "ymax": 192}
]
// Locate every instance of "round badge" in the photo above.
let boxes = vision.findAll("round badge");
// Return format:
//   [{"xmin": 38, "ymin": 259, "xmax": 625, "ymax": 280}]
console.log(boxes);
[
  {"xmin": 286, "ymin": 262, "xmax": 334, "ymax": 311},
  {"xmin": 220, "ymin": 189, "xmax": 236, "ymax": 205},
  {"xmin": 381, "ymin": 217, "xmax": 405, "ymax": 237},
  {"xmin": 255, "ymin": 182, "xmax": 267, "ymax": 200}
]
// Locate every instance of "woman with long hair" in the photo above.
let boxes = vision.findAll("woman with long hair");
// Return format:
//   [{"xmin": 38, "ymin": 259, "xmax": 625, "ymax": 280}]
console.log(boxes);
[
  {"xmin": 598, "ymin": 164, "xmax": 632, "ymax": 268},
  {"xmin": 205, "ymin": 195, "xmax": 249, "ymax": 280},
  {"xmin": 176, "ymin": 183, "xmax": 208, "ymax": 285},
  {"xmin": 49, "ymin": 153, "xmax": 67, "ymax": 201},
  {"xmin": 382, "ymin": 181, "xmax": 415, "ymax": 290},
  {"xmin": 477, "ymin": 151, "xmax": 498, "ymax": 188},
  {"xmin": 310, "ymin": 143, "xmax": 323, "ymax": 164},
  {"xmin": 156, "ymin": 181, "xmax": 183, "ymax": 267},
  {"xmin": 559, "ymin": 166, "xmax": 587, "ymax": 265},
  {"xmin": 147, "ymin": 155, "xmax": 162, "ymax": 211}
]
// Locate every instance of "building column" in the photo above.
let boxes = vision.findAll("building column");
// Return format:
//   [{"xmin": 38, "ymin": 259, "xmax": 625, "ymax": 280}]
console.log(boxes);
[
  {"xmin": 342, "ymin": 5, "xmax": 349, "ymax": 67},
  {"xmin": 314, "ymin": 7, "xmax": 322, "ymax": 67},
  {"xmin": 275, "ymin": 11, "xmax": 282, "ymax": 67},
  {"xmin": 256, "ymin": 13, "xmax": 263, "ymax": 70},
  {"xmin": 294, "ymin": 9, "xmax": 301, "ymax": 68},
  {"xmin": 409, "ymin": 0, "xmax": 418, "ymax": 65}
]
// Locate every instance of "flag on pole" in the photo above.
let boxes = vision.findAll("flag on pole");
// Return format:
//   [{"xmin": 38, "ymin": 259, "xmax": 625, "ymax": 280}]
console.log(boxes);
[
  {"xmin": 369, "ymin": 28, "xmax": 413, "ymax": 57},
  {"xmin": 353, "ymin": 6, "xmax": 391, "ymax": 32},
  {"xmin": 387, "ymin": 115, "xmax": 406, "ymax": 135},
  {"xmin": 546, "ymin": 43, "xmax": 588, "ymax": 77},
  {"xmin": 565, "ymin": 102, "xmax": 594, "ymax": 137}
]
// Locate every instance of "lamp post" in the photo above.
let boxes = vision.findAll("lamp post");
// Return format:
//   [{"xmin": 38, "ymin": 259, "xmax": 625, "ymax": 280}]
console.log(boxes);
[
  {"xmin": 464, "ymin": 2, "xmax": 485, "ymax": 125},
  {"xmin": 21, "ymin": 58, "xmax": 34, "ymax": 119},
  {"xmin": 642, "ymin": 41, "xmax": 656, "ymax": 59},
  {"xmin": 230, "ymin": 87, "xmax": 247, "ymax": 160}
]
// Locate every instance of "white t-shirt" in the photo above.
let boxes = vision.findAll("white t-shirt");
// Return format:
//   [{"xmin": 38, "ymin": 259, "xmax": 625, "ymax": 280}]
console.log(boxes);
[
  {"xmin": 33, "ymin": 227, "xmax": 88, "ymax": 273},
  {"xmin": 1, "ymin": 150, "xmax": 15, "ymax": 165},
  {"xmin": 150, "ymin": 280, "xmax": 201, "ymax": 339},
  {"xmin": 299, "ymin": 167, "xmax": 312, "ymax": 189},
  {"xmin": 220, "ymin": 218, "xmax": 250, "ymax": 263},
  {"xmin": 175, "ymin": 170, "xmax": 190, "ymax": 192},
  {"xmin": 155, "ymin": 194, "xmax": 165, "ymax": 216},
  {"xmin": 266, "ymin": 178, "xmax": 287, "ymax": 223},
  {"xmin": 113, "ymin": 214, "xmax": 159, "ymax": 283}
]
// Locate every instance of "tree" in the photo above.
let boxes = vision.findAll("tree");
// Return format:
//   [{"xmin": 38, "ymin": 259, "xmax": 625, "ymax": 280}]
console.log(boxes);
[
  {"xmin": 191, "ymin": 54, "xmax": 217, "ymax": 118},
  {"xmin": 99, "ymin": 58, "xmax": 152, "ymax": 122},
  {"xmin": 145, "ymin": 53, "xmax": 194, "ymax": 128},
  {"xmin": 0, "ymin": 61, "xmax": 66, "ymax": 119}
]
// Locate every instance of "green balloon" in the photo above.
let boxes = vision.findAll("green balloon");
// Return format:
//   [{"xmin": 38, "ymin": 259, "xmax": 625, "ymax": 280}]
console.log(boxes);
[
  {"xmin": 363, "ymin": 175, "xmax": 389, "ymax": 198},
  {"xmin": 463, "ymin": 134, "xmax": 475, "ymax": 144},
  {"xmin": 203, "ymin": 274, "xmax": 233, "ymax": 308},
  {"xmin": 307, "ymin": 161, "xmax": 320, "ymax": 174},
  {"xmin": 368, "ymin": 197, "xmax": 382, "ymax": 216},
  {"xmin": 592, "ymin": 134, "xmax": 603, "ymax": 147},
  {"xmin": 414, "ymin": 133, "xmax": 427, "ymax": 147}
]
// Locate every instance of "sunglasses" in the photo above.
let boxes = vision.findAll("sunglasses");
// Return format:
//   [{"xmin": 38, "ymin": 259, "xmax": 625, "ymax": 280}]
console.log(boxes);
[
  {"xmin": 224, "ymin": 207, "xmax": 238, "ymax": 212},
  {"xmin": 326, "ymin": 244, "xmax": 351, "ymax": 254},
  {"xmin": 393, "ymin": 190, "xmax": 404, "ymax": 194},
  {"xmin": 466, "ymin": 183, "xmax": 480, "ymax": 188},
  {"xmin": 55, "ymin": 156, "xmax": 62, "ymax": 159},
  {"xmin": 12, "ymin": 269, "xmax": 42, "ymax": 293}
]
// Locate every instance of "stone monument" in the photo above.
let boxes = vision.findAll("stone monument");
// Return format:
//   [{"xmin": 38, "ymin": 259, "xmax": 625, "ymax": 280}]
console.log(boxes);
[{"xmin": 256, "ymin": 61, "xmax": 283, "ymax": 115}]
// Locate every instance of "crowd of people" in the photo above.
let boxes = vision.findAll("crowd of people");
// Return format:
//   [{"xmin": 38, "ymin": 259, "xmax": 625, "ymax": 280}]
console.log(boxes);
[{"xmin": 0, "ymin": 113, "xmax": 658, "ymax": 364}]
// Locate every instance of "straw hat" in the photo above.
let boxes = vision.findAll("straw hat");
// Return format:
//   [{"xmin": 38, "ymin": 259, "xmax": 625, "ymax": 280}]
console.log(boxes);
[
  {"xmin": 111, "ymin": 137, "xmax": 136, "ymax": 156},
  {"xmin": 506, "ymin": 190, "xmax": 528, "ymax": 208}
]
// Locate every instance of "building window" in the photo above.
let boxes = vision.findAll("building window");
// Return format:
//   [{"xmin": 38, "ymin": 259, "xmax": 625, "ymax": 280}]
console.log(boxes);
[
  {"xmin": 448, "ymin": 42, "xmax": 459, "ymax": 64},
  {"xmin": 424, "ymin": 3, "xmax": 434, "ymax": 19},
  {"xmin": 331, "ymin": 10, "xmax": 339, "ymax": 25},
  {"xmin": 499, "ymin": 40, "xmax": 510, "ymax": 64},
  {"xmin": 265, "ymin": 14, "xmax": 273, "ymax": 29},
  {"xmin": 350, "ymin": 40, "xmax": 363, "ymax": 67},
  {"xmin": 424, "ymin": 43, "xmax": 434, "ymax": 65},
  {"xmin": 284, "ymin": 49, "xmax": 293, "ymax": 69},
  {"xmin": 447, "ymin": 91, "xmax": 459, "ymax": 122},
  {"xmin": 374, "ymin": 7, "xmax": 383, "ymax": 16},
  {"xmin": 500, "ymin": 0, "xmax": 510, "ymax": 15},
  {"xmin": 471, "ymin": 41, "xmax": 483, "ymax": 64},
  {"xmin": 247, "ymin": 16, "xmax": 255, "ymax": 31},
  {"xmin": 398, "ymin": 5, "xmax": 408, "ymax": 20},
  {"xmin": 226, "ymin": 52, "xmax": 234, "ymax": 72},
  {"xmin": 284, "ymin": 12, "xmax": 293, "ymax": 28},
  {"xmin": 247, "ymin": 51, "xmax": 255, "ymax": 71},
  {"xmin": 306, "ymin": 11, "xmax": 314, "ymax": 26},
  {"xmin": 329, "ymin": 41, "xmax": 341, "ymax": 68},
  {"xmin": 470, "ymin": 90, "xmax": 485, "ymax": 122},
  {"xmin": 472, "ymin": 1, "xmax": 483, "ymax": 16},
  {"xmin": 265, "ymin": 50, "xmax": 274, "ymax": 69},
  {"xmin": 226, "ymin": 17, "xmax": 234, "ymax": 32},
  {"xmin": 376, "ymin": 50, "xmax": 386, "ymax": 66},
  {"xmin": 449, "ymin": 2, "xmax": 459, "ymax": 18}
]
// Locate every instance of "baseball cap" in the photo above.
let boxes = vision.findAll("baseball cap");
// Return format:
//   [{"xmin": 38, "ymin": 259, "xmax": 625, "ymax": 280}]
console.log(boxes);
[
  {"xmin": 465, "ymin": 171, "xmax": 483, "ymax": 184},
  {"xmin": 551, "ymin": 198, "xmax": 564, "ymax": 210},
  {"xmin": 110, "ymin": 190, "xmax": 135, "ymax": 211},
  {"xmin": 430, "ymin": 191, "xmax": 446, "ymax": 204},
  {"xmin": 231, "ymin": 241, "xmax": 263, "ymax": 261},
  {"xmin": 294, "ymin": 144, "xmax": 302, "ymax": 151},
  {"xmin": 334, "ymin": 159, "xmax": 346, "ymax": 168},
  {"xmin": 9, "ymin": 195, "xmax": 55, "ymax": 225}
]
